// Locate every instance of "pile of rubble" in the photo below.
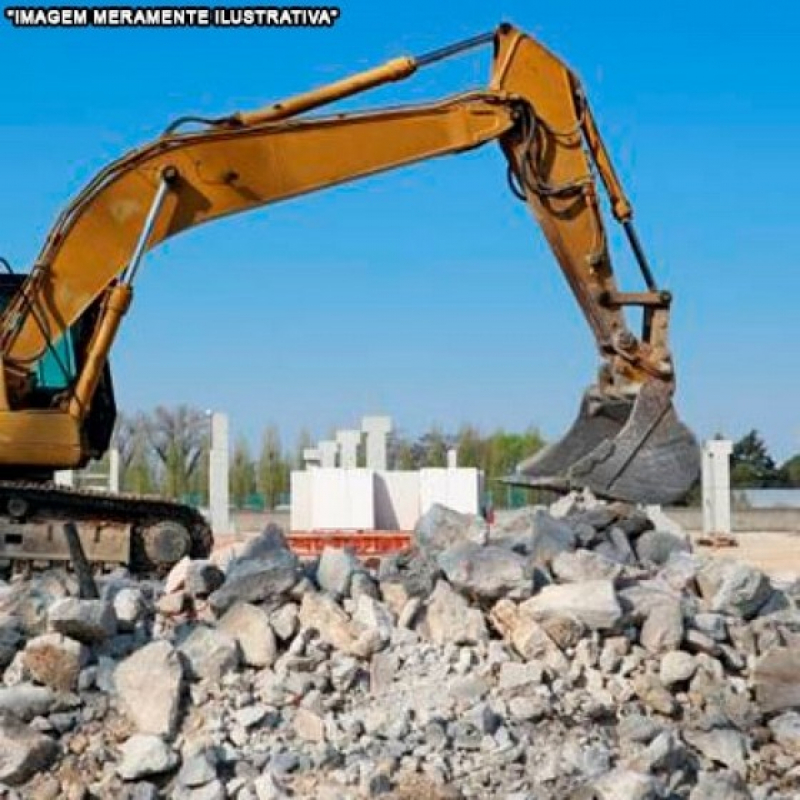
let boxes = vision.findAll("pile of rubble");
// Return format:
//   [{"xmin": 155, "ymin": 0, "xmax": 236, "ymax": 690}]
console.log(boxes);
[{"xmin": 0, "ymin": 493, "xmax": 799, "ymax": 800}]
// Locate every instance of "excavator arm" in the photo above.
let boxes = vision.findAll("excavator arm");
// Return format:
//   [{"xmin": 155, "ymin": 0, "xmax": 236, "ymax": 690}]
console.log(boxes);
[{"xmin": 0, "ymin": 23, "xmax": 700, "ymax": 503}]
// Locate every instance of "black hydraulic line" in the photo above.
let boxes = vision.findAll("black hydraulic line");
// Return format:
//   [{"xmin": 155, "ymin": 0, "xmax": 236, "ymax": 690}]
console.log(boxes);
[
  {"xmin": 415, "ymin": 30, "xmax": 495, "ymax": 67},
  {"xmin": 623, "ymin": 220, "xmax": 658, "ymax": 291},
  {"xmin": 64, "ymin": 522, "xmax": 99, "ymax": 598}
]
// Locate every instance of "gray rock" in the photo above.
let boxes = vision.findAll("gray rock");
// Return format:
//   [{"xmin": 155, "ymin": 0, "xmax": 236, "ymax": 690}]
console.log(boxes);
[
  {"xmin": 684, "ymin": 727, "xmax": 747, "ymax": 774},
  {"xmin": 768, "ymin": 711, "xmax": 800, "ymax": 754},
  {"xmin": 634, "ymin": 529, "xmax": 690, "ymax": 566},
  {"xmin": 688, "ymin": 770, "xmax": 752, "ymax": 799},
  {"xmin": 48, "ymin": 597, "xmax": 117, "ymax": 643},
  {"xmin": 117, "ymin": 734, "xmax": 179, "ymax": 780},
  {"xmin": 551, "ymin": 549, "xmax": 622, "ymax": 583},
  {"xmin": 591, "ymin": 767, "xmax": 660, "ymax": 799},
  {"xmin": 270, "ymin": 603, "xmax": 299, "ymax": 641},
  {"xmin": 437, "ymin": 542, "xmax": 531, "ymax": 599},
  {"xmin": 218, "ymin": 603, "xmax": 277, "ymax": 668},
  {"xmin": 178, "ymin": 749, "xmax": 217, "ymax": 788},
  {"xmin": 0, "ymin": 711, "xmax": 59, "ymax": 785},
  {"xmin": 0, "ymin": 624, "xmax": 22, "ymax": 670},
  {"xmin": 0, "ymin": 683, "xmax": 54, "ymax": 721},
  {"xmin": 496, "ymin": 508, "xmax": 576, "ymax": 566},
  {"xmin": 233, "ymin": 523, "xmax": 289, "ymax": 562},
  {"xmin": 692, "ymin": 613, "xmax": 728, "ymax": 642},
  {"xmin": 179, "ymin": 625, "xmax": 240, "ymax": 681},
  {"xmin": 298, "ymin": 591, "xmax": 362, "ymax": 656},
  {"xmin": 424, "ymin": 580, "xmax": 488, "ymax": 646},
  {"xmin": 519, "ymin": 580, "xmax": 621, "ymax": 631},
  {"xmin": 618, "ymin": 579, "xmax": 688, "ymax": 623},
  {"xmin": 316, "ymin": 547, "xmax": 360, "ymax": 597},
  {"xmin": 293, "ymin": 707, "xmax": 326, "ymax": 742},
  {"xmin": 208, "ymin": 549, "xmax": 300, "ymax": 615},
  {"xmin": 113, "ymin": 587, "xmax": 148, "ymax": 631},
  {"xmin": 696, "ymin": 558, "xmax": 773, "ymax": 619},
  {"xmin": 23, "ymin": 632, "xmax": 87, "ymax": 691},
  {"xmin": 351, "ymin": 595, "xmax": 394, "ymax": 644},
  {"xmin": 639, "ymin": 602, "xmax": 683, "ymax": 653},
  {"xmin": 753, "ymin": 646, "xmax": 800, "ymax": 713},
  {"xmin": 618, "ymin": 714, "xmax": 664, "ymax": 745},
  {"xmin": 185, "ymin": 561, "xmax": 225, "ymax": 598},
  {"xmin": 115, "ymin": 640, "xmax": 184, "ymax": 736},
  {"xmin": 659, "ymin": 651, "xmax": 697, "ymax": 686},
  {"xmin": 413, "ymin": 503, "xmax": 488, "ymax": 556}
]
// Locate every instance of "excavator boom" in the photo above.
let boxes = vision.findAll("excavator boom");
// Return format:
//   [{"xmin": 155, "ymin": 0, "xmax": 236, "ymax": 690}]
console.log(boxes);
[{"xmin": 0, "ymin": 23, "xmax": 699, "ymax": 521}]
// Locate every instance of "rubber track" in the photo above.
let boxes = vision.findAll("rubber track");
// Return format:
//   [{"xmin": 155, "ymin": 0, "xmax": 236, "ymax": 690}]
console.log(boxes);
[{"xmin": 0, "ymin": 480, "xmax": 213, "ymax": 573}]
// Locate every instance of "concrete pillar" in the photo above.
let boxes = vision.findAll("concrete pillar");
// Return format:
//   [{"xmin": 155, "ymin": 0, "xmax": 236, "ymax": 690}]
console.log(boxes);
[
  {"xmin": 361, "ymin": 416, "xmax": 392, "ymax": 470},
  {"xmin": 702, "ymin": 439, "xmax": 733, "ymax": 536},
  {"xmin": 447, "ymin": 448, "xmax": 458, "ymax": 469},
  {"xmin": 318, "ymin": 440, "xmax": 339, "ymax": 469},
  {"xmin": 209, "ymin": 412, "xmax": 231, "ymax": 536},
  {"xmin": 109, "ymin": 447, "xmax": 120, "ymax": 494},
  {"xmin": 303, "ymin": 448, "xmax": 321, "ymax": 469},
  {"xmin": 336, "ymin": 429, "xmax": 362, "ymax": 469}
]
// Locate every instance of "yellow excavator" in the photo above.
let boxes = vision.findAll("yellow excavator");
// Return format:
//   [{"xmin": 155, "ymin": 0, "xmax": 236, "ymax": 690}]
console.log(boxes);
[{"xmin": 0, "ymin": 23, "xmax": 699, "ymax": 571}]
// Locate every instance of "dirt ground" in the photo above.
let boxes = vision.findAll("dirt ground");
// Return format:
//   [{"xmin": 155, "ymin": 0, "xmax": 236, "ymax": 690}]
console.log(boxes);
[{"xmin": 694, "ymin": 531, "xmax": 800, "ymax": 585}]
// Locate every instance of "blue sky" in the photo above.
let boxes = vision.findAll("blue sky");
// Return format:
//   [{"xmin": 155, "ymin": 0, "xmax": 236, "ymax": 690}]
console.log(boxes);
[{"xmin": 1, "ymin": 1, "xmax": 799, "ymax": 459}]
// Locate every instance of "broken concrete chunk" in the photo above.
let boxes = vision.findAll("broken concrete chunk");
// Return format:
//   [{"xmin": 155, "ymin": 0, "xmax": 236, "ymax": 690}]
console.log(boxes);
[
  {"xmin": 0, "ymin": 711, "xmax": 59, "ymax": 785},
  {"xmin": 178, "ymin": 625, "xmax": 240, "ymax": 681},
  {"xmin": 23, "ymin": 632, "xmax": 87, "ymax": 692},
  {"xmin": 413, "ymin": 503, "xmax": 488, "ymax": 556},
  {"xmin": 218, "ymin": 603, "xmax": 277, "ymax": 668},
  {"xmin": 425, "ymin": 580, "xmax": 488, "ymax": 646},
  {"xmin": 696, "ymin": 558, "xmax": 773, "ymax": 619},
  {"xmin": 754, "ymin": 645, "xmax": 800, "ymax": 713},
  {"xmin": 208, "ymin": 548, "xmax": 300, "ymax": 615},
  {"xmin": 114, "ymin": 640, "xmax": 183, "ymax": 737},
  {"xmin": 48, "ymin": 597, "xmax": 117, "ymax": 643},
  {"xmin": 316, "ymin": 546, "xmax": 360, "ymax": 597},
  {"xmin": 438, "ymin": 541, "xmax": 532, "ymax": 599},
  {"xmin": 520, "ymin": 580, "xmax": 622, "ymax": 631},
  {"xmin": 117, "ymin": 734, "xmax": 179, "ymax": 781}
]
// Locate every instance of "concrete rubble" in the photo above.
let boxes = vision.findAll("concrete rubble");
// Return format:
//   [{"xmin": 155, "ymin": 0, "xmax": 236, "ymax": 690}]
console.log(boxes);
[{"xmin": 0, "ymin": 495, "xmax": 797, "ymax": 798}]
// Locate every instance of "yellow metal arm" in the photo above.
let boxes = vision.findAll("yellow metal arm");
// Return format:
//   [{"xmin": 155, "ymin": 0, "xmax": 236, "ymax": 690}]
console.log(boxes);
[{"xmin": 0, "ymin": 23, "xmax": 670, "ymax": 417}]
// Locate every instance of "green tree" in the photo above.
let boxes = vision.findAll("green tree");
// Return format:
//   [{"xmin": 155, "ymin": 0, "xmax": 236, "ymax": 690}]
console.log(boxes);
[
  {"xmin": 147, "ymin": 405, "xmax": 206, "ymax": 499},
  {"xmin": 293, "ymin": 427, "xmax": 313, "ymax": 471},
  {"xmin": 230, "ymin": 436, "xmax": 256, "ymax": 509},
  {"xmin": 115, "ymin": 412, "xmax": 156, "ymax": 495},
  {"xmin": 456, "ymin": 424, "xmax": 486, "ymax": 470},
  {"xmin": 259, "ymin": 425, "xmax": 290, "ymax": 509},
  {"xmin": 780, "ymin": 454, "xmax": 800, "ymax": 488},
  {"xmin": 730, "ymin": 430, "xmax": 784, "ymax": 487}
]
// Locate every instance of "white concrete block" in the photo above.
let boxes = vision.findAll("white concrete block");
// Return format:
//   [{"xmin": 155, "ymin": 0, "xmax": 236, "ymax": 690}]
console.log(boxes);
[
  {"xmin": 310, "ymin": 469, "xmax": 375, "ymax": 530},
  {"xmin": 290, "ymin": 471, "xmax": 313, "ymax": 531},
  {"xmin": 702, "ymin": 439, "xmax": 733, "ymax": 536},
  {"xmin": 375, "ymin": 471, "xmax": 420, "ymax": 530},
  {"xmin": 209, "ymin": 412, "xmax": 231, "ymax": 536},
  {"xmin": 336, "ymin": 430, "xmax": 362, "ymax": 469},
  {"xmin": 362, "ymin": 416, "xmax": 392, "ymax": 471},
  {"xmin": 419, "ymin": 468, "xmax": 481, "ymax": 517},
  {"xmin": 318, "ymin": 440, "xmax": 339, "ymax": 468},
  {"xmin": 303, "ymin": 448, "xmax": 321, "ymax": 469}
]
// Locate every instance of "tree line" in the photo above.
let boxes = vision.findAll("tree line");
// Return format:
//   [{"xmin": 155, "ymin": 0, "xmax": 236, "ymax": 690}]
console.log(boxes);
[
  {"xmin": 110, "ymin": 406, "xmax": 547, "ymax": 510},
  {"xmin": 730, "ymin": 430, "xmax": 800, "ymax": 488}
]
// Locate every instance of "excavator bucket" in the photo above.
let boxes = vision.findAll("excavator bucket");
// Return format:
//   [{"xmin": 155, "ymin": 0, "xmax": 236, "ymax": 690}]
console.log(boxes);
[{"xmin": 507, "ymin": 380, "xmax": 700, "ymax": 505}]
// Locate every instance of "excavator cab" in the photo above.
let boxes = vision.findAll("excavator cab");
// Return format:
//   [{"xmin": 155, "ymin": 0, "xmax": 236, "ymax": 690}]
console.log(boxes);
[
  {"xmin": 507, "ymin": 380, "xmax": 699, "ymax": 505},
  {"xmin": 0, "ymin": 273, "xmax": 116, "ymax": 466}
]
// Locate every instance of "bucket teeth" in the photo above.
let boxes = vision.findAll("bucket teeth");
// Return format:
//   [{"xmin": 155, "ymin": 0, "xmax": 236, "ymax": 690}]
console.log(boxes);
[{"xmin": 505, "ymin": 380, "xmax": 700, "ymax": 505}]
